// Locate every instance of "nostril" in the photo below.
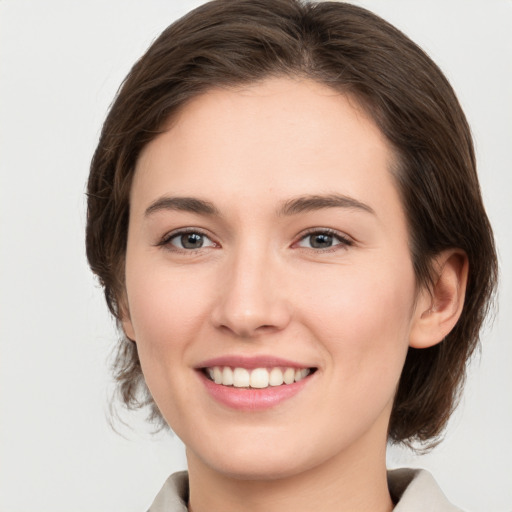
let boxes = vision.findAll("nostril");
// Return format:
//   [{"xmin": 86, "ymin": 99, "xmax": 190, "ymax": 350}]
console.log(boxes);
[{"xmin": 215, "ymin": 321, "xmax": 284, "ymax": 339}]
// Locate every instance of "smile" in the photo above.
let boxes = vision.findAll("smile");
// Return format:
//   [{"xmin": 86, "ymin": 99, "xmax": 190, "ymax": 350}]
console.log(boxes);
[
  {"xmin": 204, "ymin": 366, "xmax": 313, "ymax": 389},
  {"xmin": 197, "ymin": 356, "xmax": 317, "ymax": 410}
]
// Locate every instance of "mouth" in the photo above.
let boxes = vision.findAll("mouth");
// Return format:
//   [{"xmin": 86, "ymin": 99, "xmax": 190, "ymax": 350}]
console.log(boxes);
[
  {"xmin": 197, "ymin": 357, "xmax": 318, "ymax": 410},
  {"xmin": 202, "ymin": 366, "xmax": 316, "ymax": 389}
]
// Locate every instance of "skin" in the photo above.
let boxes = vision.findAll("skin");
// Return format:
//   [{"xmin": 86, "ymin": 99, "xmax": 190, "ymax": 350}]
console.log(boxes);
[{"xmin": 122, "ymin": 77, "xmax": 467, "ymax": 512}]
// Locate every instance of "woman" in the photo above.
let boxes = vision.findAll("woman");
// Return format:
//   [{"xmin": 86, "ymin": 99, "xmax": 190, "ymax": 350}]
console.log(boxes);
[{"xmin": 86, "ymin": 1, "xmax": 497, "ymax": 510}]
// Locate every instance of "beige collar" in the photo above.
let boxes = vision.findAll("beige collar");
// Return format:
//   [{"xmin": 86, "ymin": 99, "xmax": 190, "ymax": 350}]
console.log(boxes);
[{"xmin": 148, "ymin": 468, "xmax": 462, "ymax": 512}]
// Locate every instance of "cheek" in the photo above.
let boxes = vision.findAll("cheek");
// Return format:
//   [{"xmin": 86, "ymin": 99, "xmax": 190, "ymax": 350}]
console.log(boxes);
[
  {"xmin": 123, "ymin": 261, "xmax": 216, "ymax": 422},
  {"xmin": 298, "ymin": 266, "xmax": 415, "ymax": 440},
  {"xmin": 296, "ymin": 256, "xmax": 416, "ymax": 380},
  {"xmin": 124, "ymin": 259, "xmax": 213, "ymax": 360}
]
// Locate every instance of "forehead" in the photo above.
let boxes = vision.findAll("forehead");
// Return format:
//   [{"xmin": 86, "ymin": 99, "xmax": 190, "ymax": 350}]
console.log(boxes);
[{"xmin": 132, "ymin": 77, "xmax": 402, "ymax": 225}]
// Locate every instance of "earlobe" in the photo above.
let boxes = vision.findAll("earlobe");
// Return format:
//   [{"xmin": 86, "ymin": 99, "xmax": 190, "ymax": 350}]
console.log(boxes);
[
  {"xmin": 119, "ymin": 298, "xmax": 136, "ymax": 342},
  {"xmin": 409, "ymin": 249, "xmax": 469, "ymax": 349},
  {"xmin": 121, "ymin": 316, "xmax": 136, "ymax": 342}
]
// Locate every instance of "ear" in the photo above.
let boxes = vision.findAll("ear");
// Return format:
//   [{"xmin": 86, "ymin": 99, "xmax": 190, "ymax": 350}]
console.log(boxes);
[
  {"xmin": 409, "ymin": 249, "xmax": 469, "ymax": 349},
  {"xmin": 121, "ymin": 316, "xmax": 136, "ymax": 342},
  {"xmin": 119, "ymin": 295, "xmax": 136, "ymax": 342}
]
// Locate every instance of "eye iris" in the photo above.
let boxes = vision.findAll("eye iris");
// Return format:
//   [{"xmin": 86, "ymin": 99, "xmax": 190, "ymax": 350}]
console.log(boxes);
[
  {"xmin": 310, "ymin": 233, "xmax": 333, "ymax": 248},
  {"xmin": 181, "ymin": 233, "xmax": 203, "ymax": 249}
]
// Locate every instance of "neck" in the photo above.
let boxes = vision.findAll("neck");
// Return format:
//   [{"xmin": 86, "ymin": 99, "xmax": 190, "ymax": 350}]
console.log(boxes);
[{"xmin": 186, "ymin": 435, "xmax": 393, "ymax": 512}]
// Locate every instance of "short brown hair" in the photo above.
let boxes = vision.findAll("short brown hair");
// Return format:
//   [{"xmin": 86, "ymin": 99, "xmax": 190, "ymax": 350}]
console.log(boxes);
[{"xmin": 86, "ymin": 0, "xmax": 497, "ymax": 448}]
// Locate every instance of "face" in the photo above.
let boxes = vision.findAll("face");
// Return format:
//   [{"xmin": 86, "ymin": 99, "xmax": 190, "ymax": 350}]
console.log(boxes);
[{"xmin": 123, "ymin": 78, "xmax": 421, "ymax": 480}]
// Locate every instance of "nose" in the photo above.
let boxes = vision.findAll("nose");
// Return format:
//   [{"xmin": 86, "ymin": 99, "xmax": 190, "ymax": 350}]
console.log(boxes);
[{"xmin": 211, "ymin": 247, "xmax": 292, "ymax": 339}]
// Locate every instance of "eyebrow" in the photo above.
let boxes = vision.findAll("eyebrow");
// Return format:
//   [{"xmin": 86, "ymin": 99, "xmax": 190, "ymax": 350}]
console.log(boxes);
[
  {"xmin": 144, "ymin": 193, "xmax": 375, "ymax": 218},
  {"xmin": 278, "ymin": 194, "xmax": 375, "ymax": 216},
  {"xmin": 144, "ymin": 196, "xmax": 220, "ymax": 217}
]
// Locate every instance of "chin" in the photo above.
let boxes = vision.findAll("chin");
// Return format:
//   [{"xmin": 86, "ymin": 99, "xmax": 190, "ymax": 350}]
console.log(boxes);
[
  {"xmin": 208, "ymin": 456, "xmax": 310, "ymax": 482},
  {"xmin": 189, "ymin": 435, "xmax": 330, "ymax": 482}
]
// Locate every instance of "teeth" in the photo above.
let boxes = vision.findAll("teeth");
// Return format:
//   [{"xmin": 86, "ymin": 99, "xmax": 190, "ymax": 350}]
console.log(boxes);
[
  {"xmin": 269, "ymin": 367, "xmax": 284, "ymax": 386},
  {"xmin": 213, "ymin": 366, "xmax": 223, "ymax": 384},
  {"xmin": 222, "ymin": 366, "xmax": 233, "ymax": 386},
  {"xmin": 233, "ymin": 368, "xmax": 250, "ymax": 388},
  {"xmin": 206, "ymin": 366, "xmax": 311, "ymax": 388},
  {"xmin": 295, "ymin": 368, "xmax": 309, "ymax": 382},
  {"xmin": 283, "ymin": 367, "xmax": 295, "ymax": 385},
  {"xmin": 250, "ymin": 368, "xmax": 269, "ymax": 388}
]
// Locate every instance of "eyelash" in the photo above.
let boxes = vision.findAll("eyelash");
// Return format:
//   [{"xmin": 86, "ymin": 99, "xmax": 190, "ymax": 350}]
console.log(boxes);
[
  {"xmin": 157, "ymin": 228, "xmax": 353, "ymax": 253},
  {"xmin": 157, "ymin": 228, "xmax": 217, "ymax": 254},
  {"xmin": 295, "ymin": 228, "xmax": 353, "ymax": 253}
]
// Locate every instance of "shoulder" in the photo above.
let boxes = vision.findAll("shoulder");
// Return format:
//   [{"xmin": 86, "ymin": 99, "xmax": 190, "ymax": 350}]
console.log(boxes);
[
  {"xmin": 147, "ymin": 471, "xmax": 189, "ymax": 512},
  {"xmin": 388, "ymin": 468, "xmax": 464, "ymax": 511}
]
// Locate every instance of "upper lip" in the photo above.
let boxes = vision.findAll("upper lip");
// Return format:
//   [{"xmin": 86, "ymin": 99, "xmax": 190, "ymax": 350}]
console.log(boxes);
[{"xmin": 196, "ymin": 355, "xmax": 315, "ymax": 370}]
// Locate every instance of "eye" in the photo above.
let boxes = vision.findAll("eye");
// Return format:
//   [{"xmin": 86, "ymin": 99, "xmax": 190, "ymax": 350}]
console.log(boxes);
[
  {"xmin": 161, "ymin": 230, "xmax": 217, "ymax": 251},
  {"xmin": 296, "ymin": 229, "xmax": 352, "ymax": 250}
]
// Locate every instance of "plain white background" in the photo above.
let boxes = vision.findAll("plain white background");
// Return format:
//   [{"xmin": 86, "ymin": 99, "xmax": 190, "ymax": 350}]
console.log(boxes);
[{"xmin": 0, "ymin": 1, "xmax": 511, "ymax": 510}]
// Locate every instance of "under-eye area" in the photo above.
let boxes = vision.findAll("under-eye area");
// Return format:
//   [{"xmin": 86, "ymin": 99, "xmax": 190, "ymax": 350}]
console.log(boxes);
[{"xmin": 202, "ymin": 366, "xmax": 317, "ymax": 389}]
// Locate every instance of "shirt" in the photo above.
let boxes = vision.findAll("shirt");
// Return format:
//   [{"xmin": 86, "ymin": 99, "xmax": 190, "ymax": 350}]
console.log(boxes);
[{"xmin": 147, "ymin": 468, "xmax": 463, "ymax": 511}]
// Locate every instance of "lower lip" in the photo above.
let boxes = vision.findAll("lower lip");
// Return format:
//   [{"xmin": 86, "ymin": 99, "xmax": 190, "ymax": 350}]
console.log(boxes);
[{"xmin": 198, "ymin": 371, "xmax": 313, "ymax": 411}]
